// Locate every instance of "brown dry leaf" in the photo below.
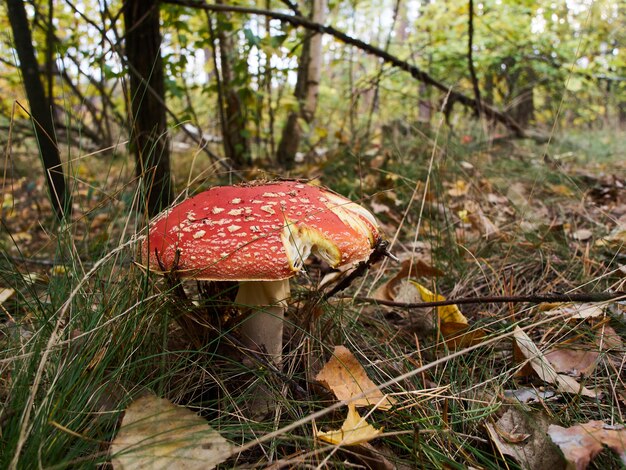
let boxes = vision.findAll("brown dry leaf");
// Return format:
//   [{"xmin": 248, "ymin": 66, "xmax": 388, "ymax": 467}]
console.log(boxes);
[
  {"xmin": 468, "ymin": 210, "xmax": 501, "ymax": 239},
  {"xmin": 548, "ymin": 421, "xmax": 626, "ymax": 470},
  {"xmin": 513, "ymin": 327, "xmax": 598, "ymax": 398},
  {"xmin": 513, "ymin": 339, "xmax": 539, "ymax": 378},
  {"xmin": 111, "ymin": 395, "xmax": 235, "ymax": 470},
  {"xmin": 440, "ymin": 322, "xmax": 487, "ymax": 349},
  {"xmin": 485, "ymin": 408, "xmax": 565, "ymax": 469},
  {"xmin": 315, "ymin": 404, "xmax": 382, "ymax": 446},
  {"xmin": 544, "ymin": 349, "xmax": 599, "ymax": 377},
  {"xmin": 315, "ymin": 346, "xmax": 395, "ymax": 410},
  {"xmin": 597, "ymin": 325, "xmax": 623, "ymax": 350}
]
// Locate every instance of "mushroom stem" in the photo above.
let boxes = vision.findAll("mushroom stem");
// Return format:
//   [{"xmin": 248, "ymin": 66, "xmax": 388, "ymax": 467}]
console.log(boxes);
[{"xmin": 235, "ymin": 279, "xmax": 291, "ymax": 365}]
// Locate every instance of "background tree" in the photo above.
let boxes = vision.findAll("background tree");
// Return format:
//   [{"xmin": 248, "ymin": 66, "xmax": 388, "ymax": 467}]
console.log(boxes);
[
  {"xmin": 210, "ymin": 1, "xmax": 252, "ymax": 169},
  {"xmin": 123, "ymin": 0, "xmax": 172, "ymax": 216},
  {"xmin": 6, "ymin": 0, "xmax": 71, "ymax": 221},
  {"xmin": 277, "ymin": 0, "xmax": 327, "ymax": 168}
]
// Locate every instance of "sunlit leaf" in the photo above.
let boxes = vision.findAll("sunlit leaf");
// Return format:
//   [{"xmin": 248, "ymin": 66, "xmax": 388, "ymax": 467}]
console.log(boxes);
[
  {"xmin": 315, "ymin": 345, "xmax": 395, "ymax": 410},
  {"xmin": 409, "ymin": 281, "xmax": 469, "ymax": 325},
  {"xmin": 315, "ymin": 404, "xmax": 382, "ymax": 446}
]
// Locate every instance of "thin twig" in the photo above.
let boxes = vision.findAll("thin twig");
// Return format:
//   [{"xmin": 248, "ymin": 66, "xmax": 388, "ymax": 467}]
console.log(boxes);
[{"xmin": 348, "ymin": 291, "xmax": 626, "ymax": 309}]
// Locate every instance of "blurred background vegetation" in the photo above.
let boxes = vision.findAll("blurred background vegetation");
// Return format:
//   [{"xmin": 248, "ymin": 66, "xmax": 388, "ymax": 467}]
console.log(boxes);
[{"xmin": 1, "ymin": 0, "xmax": 624, "ymax": 217}]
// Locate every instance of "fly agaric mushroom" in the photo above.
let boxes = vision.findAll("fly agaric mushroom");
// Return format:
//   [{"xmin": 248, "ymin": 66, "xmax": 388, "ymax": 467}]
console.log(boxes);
[{"xmin": 141, "ymin": 180, "xmax": 381, "ymax": 364}]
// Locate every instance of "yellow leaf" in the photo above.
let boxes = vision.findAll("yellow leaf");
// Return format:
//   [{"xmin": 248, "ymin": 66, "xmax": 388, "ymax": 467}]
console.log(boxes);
[
  {"xmin": 315, "ymin": 346, "xmax": 395, "ymax": 410},
  {"xmin": 448, "ymin": 180, "xmax": 468, "ymax": 197},
  {"xmin": 548, "ymin": 184, "xmax": 575, "ymax": 197},
  {"xmin": 457, "ymin": 209, "xmax": 470, "ymax": 223},
  {"xmin": 315, "ymin": 404, "xmax": 382, "ymax": 446},
  {"xmin": 409, "ymin": 281, "xmax": 468, "ymax": 325}
]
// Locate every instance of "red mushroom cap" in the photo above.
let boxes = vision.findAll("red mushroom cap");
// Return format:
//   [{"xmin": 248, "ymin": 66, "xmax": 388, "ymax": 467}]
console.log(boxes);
[{"xmin": 141, "ymin": 181, "xmax": 381, "ymax": 281}]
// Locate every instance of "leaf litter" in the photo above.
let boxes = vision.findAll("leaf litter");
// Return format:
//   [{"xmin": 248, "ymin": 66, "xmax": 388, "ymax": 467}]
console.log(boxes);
[
  {"xmin": 315, "ymin": 345, "xmax": 395, "ymax": 410},
  {"xmin": 548, "ymin": 421, "xmax": 626, "ymax": 469},
  {"xmin": 512, "ymin": 327, "xmax": 599, "ymax": 398},
  {"xmin": 110, "ymin": 395, "xmax": 235, "ymax": 470}
]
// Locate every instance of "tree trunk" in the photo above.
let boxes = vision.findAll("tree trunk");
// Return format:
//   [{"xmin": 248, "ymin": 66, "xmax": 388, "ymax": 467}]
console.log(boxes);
[
  {"xmin": 7, "ymin": 0, "xmax": 71, "ymax": 221},
  {"xmin": 511, "ymin": 85, "xmax": 534, "ymax": 128},
  {"xmin": 215, "ymin": 1, "xmax": 251, "ymax": 168},
  {"xmin": 123, "ymin": 0, "xmax": 172, "ymax": 216},
  {"xmin": 467, "ymin": 0, "xmax": 481, "ymax": 116},
  {"xmin": 302, "ymin": 0, "xmax": 325, "ymax": 121},
  {"xmin": 277, "ymin": 0, "xmax": 326, "ymax": 169}
]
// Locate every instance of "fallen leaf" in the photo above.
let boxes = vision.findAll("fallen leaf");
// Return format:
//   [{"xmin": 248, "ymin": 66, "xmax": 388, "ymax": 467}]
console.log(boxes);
[
  {"xmin": 596, "ymin": 325, "xmax": 623, "ymax": 350},
  {"xmin": 504, "ymin": 388, "xmax": 556, "ymax": 404},
  {"xmin": 485, "ymin": 408, "xmax": 565, "ymax": 469},
  {"xmin": 448, "ymin": 179, "xmax": 469, "ymax": 197},
  {"xmin": 370, "ymin": 201, "xmax": 391, "ymax": 215},
  {"xmin": 315, "ymin": 346, "xmax": 395, "ymax": 410},
  {"xmin": 544, "ymin": 349, "xmax": 599, "ymax": 377},
  {"xmin": 468, "ymin": 210, "xmax": 501, "ymax": 239},
  {"xmin": 572, "ymin": 229, "xmax": 593, "ymax": 241},
  {"xmin": 549, "ymin": 184, "xmax": 576, "ymax": 197},
  {"xmin": 315, "ymin": 404, "xmax": 382, "ymax": 446},
  {"xmin": 542, "ymin": 303, "xmax": 606, "ymax": 319},
  {"xmin": 513, "ymin": 327, "xmax": 598, "ymax": 398},
  {"xmin": 410, "ymin": 281, "xmax": 469, "ymax": 325},
  {"xmin": 548, "ymin": 420, "xmax": 626, "ymax": 470},
  {"xmin": 375, "ymin": 259, "xmax": 443, "ymax": 301},
  {"xmin": 440, "ymin": 322, "xmax": 487, "ymax": 349},
  {"xmin": 0, "ymin": 288, "xmax": 15, "ymax": 305},
  {"xmin": 604, "ymin": 222, "xmax": 626, "ymax": 245},
  {"xmin": 111, "ymin": 395, "xmax": 235, "ymax": 470}
]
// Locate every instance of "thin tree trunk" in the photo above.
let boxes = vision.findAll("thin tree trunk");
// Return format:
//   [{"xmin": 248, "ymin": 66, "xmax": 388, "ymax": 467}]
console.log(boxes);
[
  {"xmin": 302, "ymin": 0, "xmax": 325, "ymax": 121},
  {"xmin": 365, "ymin": 0, "xmax": 401, "ymax": 141},
  {"xmin": 7, "ymin": 0, "xmax": 71, "ymax": 221},
  {"xmin": 467, "ymin": 0, "xmax": 481, "ymax": 116},
  {"xmin": 46, "ymin": 0, "xmax": 54, "ymax": 103},
  {"xmin": 277, "ymin": 0, "xmax": 326, "ymax": 169},
  {"xmin": 264, "ymin": 2, "xmax": 276, "ymax": 159},
  {"xmin": 123, "ymin": 0, "xmax": 172, "ymax": 216},
  {"xmin": 215, "ymin": 0, "xmax": 251, "ymax": 168}
]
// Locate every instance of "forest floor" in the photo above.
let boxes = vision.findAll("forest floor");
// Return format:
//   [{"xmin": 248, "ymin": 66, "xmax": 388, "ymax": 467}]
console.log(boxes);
[{"xmin": 1, "ymin": 127, "xmax": 625, "ymax": 469}]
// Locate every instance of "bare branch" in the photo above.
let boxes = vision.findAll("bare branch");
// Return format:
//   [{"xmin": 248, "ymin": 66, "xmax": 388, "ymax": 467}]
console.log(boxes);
[{"xmin": 162, "ymin": 0, "xmax": 526, "ymax": 136}]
